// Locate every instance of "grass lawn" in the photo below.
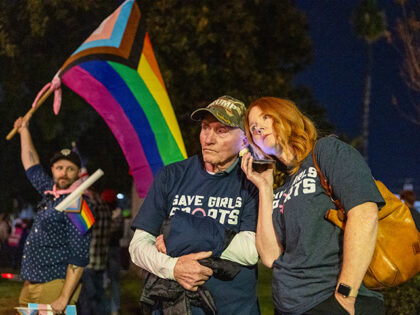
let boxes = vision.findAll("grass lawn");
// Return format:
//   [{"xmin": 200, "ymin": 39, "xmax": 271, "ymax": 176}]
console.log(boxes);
[
  {"xmin": 0, "ymin": 276, "xmax": 21, "ymax": 315},
  {"xmin": 0, "ymin": 263, "xmax": 274, "ymax": 315},
  {"xmin": 257, "ymin": 264, "xmax": 274, "ymax": 314},
  {"xmin": 2, "ymin": 263, "xmax": 418, "ymax": 314}
]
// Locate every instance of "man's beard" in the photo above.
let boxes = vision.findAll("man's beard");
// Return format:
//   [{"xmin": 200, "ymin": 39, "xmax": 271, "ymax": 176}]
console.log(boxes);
[{"xmin": 54, "ymin": 177, "xmax": 74, "ymax": 189}]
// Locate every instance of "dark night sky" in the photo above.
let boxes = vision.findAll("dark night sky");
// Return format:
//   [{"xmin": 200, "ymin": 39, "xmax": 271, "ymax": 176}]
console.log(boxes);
[{"xmin": 295, "ymin": 0, "xmax": 420, "ymax": 195}]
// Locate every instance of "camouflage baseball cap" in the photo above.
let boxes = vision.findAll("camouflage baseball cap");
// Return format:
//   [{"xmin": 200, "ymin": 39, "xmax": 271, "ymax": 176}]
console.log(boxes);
[{"xmin": 190, "ymin": 95, "xmax": 246, "ymax": 130}]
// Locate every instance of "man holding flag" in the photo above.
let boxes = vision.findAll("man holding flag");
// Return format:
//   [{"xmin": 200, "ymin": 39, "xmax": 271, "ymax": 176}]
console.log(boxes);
[{"xmin": 13, "ymin": 115, "xmax": 93, "ymax": 314}]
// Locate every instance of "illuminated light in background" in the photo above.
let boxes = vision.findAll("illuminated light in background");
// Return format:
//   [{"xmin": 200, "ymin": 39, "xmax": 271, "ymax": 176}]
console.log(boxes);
[
  {"xmin": 117, "ymin": 193, "xmax": 124, "ymax": 200},
  {"xmin": 1, "ymin": 273, "xmax": 14, "ymax": 279}
]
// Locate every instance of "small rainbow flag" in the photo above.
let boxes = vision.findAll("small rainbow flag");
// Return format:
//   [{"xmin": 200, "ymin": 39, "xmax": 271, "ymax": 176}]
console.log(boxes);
[
  {"xmin": 64, "ymin": 194, "xmax": 95, "ymax": 234},
  {"xmin": 57, "ymin": 0, "xmax": 187, "ymax": 197}
]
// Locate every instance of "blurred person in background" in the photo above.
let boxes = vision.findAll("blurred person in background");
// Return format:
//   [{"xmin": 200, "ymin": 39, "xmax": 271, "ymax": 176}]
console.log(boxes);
[
  {"xmin": 7, "ymin": 218, "xmax": 28, "ymax": 270},
  {"xmin": 0, "ymin": 213, "xmax": 11, "ymax": 250},
  {"xmin": 0, "ymin": 213, "xmax": 11, "ymax": 267},
  {"xmin": 77, "ymin": 189, "xmax": 112, "ymax": 315},
  {"xmin": 102, "ymin": 189, "xmax": 124, "ymax": 315}
]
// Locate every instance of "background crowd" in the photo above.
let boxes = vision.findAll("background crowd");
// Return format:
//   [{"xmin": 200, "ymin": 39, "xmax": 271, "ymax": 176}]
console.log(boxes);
[{"xmin": 0, "ymin": 191, "xmax": 133, "ymax": 315}]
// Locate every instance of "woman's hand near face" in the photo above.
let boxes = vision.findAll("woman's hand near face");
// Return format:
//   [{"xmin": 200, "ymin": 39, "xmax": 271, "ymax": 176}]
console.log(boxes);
[
  {"xmin": 241, "ymin": 152, "xmax": 273, "ymax": 190},
  {"xmin": 242, "ymin": 151, "xmax": 282, "ymax": 267}
]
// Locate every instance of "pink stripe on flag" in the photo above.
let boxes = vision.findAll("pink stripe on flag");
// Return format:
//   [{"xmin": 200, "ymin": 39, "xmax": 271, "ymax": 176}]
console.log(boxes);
[
  {"xmin": 84, "ymin": 5, "xmax": 122, "ymax": 42},
  {"xmin": 62, "ymin": 65, "xmax": 154, "ymax": 197}
]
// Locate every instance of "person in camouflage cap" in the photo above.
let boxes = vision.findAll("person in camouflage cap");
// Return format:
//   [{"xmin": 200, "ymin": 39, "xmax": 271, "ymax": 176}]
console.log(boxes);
[{"xmin": 129, "ymin": 95, "xmax": 261, "ymax": 314}]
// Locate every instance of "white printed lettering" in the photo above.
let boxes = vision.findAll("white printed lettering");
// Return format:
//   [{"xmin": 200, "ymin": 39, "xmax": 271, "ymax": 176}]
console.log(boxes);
[
  {"xmin": 235, "ymin": 197, "xmax": 243, "ymax": 208},
  {"xmin": 180, "ymin": 207, "xmax": 191, "ymax": 213},
  {"xmin": 169, "ymin": 207, "xmax": 179, "ymax": 216},
  {"xmin": 178, "ymin": 195, "xmax": 187, "ymax": 206},
  {"xmin": 220, "ymin": 197, "xmax": 228, "ymax": 208},
  {"xmin": 207, "ymin": 209, "xmax": 218, "ymax": 219},
  {"xmin": 195, "ymin": 195, "xmax": 204, "ymax": 206},
  {"xmin": 218, "ymin": 209, "xmax": 230, "ymax": 224},
  {"xmin": 187, "ymin": 195, "xmax": 195, "ymax": 205},
  {"xmin": 208, "ymin": 196, "xmax": 216, "ymax": 207},
  {"xmin": 308, "ymin": 167, "xmax": 317, "ymax": 178},
  {"xmin": 172, "ymin": 195, "xmax": 179, "ymax": 205},
  {"xmin": 227, "ymin": 209, "xmax": 240, "ymax": 225},
  {"xmin": 303, "ymin": 178, "xmax": 316, "ymax": 194},
  {"xmin": 293, "ymin": 181, "xmax": 302, "ymax": 196}
]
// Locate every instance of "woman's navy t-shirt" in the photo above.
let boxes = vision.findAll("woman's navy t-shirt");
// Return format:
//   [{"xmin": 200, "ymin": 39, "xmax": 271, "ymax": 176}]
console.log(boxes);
[{"xmin": 271, "ymin": 137, "xmax": 385, "ymax": 314}]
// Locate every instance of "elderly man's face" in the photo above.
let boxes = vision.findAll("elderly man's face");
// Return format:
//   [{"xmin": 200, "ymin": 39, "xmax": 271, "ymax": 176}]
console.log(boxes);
[
  {"xmin": 200, "ymin": 114, "xmax": 246, "ymax": 172},
  {"xmin": 51, "ymin": 159, "xmax": 80, "ymax": 189}
]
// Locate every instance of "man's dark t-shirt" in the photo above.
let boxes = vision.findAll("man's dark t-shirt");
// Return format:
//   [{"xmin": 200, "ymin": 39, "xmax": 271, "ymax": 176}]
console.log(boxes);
[{"xmin": 132, "ymin": 155, "xmax": 260, "ymax": 315}]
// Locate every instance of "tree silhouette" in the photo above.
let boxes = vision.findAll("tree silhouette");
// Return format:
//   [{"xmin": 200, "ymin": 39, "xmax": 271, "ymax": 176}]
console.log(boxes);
[
  {"xmin": 391, "ymin": 0, "xmax": 420, "ymax": 125},
  {"xmin": 352, "ymin": 0, "xmax": 387, "ymax": 162},
  {"xmin": 0, "ymin": 0, "xmax": 332, "ymax": 210}
]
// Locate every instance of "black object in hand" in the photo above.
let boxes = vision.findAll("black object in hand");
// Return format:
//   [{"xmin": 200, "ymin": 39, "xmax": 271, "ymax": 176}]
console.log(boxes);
[{"xmin": 252, "ymin": 159, "xmax": 275, "ymax": 172}]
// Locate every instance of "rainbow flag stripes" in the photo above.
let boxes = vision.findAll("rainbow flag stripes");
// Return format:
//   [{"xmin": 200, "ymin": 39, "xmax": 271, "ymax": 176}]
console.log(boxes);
[
  {"xmin": 64, "ymin": 195, "xmax": 95, "ymax": 234},
  {"xmin": 15, "ymin": 308, "xmax": 37, "ymax": 315},
  {"xmin": 58, "ymin": 0, "xmax": 187, "ymax": 197}
]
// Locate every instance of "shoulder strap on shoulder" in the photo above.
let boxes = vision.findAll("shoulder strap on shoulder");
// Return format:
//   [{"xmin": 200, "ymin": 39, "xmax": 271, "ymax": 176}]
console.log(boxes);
[{"xmin": 312, "ymin": 141, "xmax": 346, "ymax": 219}]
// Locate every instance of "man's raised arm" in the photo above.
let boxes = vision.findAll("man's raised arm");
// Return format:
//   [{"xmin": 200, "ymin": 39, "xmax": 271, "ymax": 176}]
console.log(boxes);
[{"xmin": 13, "ymin": 116, "xmax": 39, "ymax": 170}]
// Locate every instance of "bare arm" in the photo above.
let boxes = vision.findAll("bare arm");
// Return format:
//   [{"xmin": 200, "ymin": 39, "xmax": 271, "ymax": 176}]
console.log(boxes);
[
  {"xmin": 255, "ymin": 185, "xmax": 282, "ymax": 267},
  {"xmin": 13, "ymin": 116, "xmax": 39, "ymax": 170},
  {"xmin": 335, "ymin": 202, "xmax": 378, "ymax": 315},
  {"xmin": 241, "ymin": 153, "xmax": 282, "ymax": 268},
  {"xmin": 50, "ymin": 264, "xmax": 84, "ymax": 314}
]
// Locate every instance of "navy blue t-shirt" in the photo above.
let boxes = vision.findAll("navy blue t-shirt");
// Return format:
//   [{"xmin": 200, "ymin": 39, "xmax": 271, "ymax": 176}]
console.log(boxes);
[
  {"xmin": 132, "ymin": 155, "xmax": 260, "ymax": 315},
  {"xmin": 271, "ymin": 137, "xmax": 385, "ymax": 314}
]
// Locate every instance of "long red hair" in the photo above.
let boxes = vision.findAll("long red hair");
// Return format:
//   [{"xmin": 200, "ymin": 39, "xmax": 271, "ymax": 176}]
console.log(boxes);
[{"xmin": 244, "ymin": 97, "xmax": 317, "ymax": 183}]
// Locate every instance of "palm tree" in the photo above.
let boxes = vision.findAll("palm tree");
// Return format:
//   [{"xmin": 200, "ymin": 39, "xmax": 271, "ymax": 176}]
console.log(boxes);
[
  {"xmin": 352, "ymin": 0, "xmax": 387, "ymax": 162},
  {"xmin": 392, "ymin": 0, "xmax": 420, "ymax": 125}
]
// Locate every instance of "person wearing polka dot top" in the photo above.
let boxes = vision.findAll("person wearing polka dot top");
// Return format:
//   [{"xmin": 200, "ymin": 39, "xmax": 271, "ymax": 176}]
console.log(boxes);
[{"xmin": 13, "ymin": 116, "xmax": 93, "ymax": 314}]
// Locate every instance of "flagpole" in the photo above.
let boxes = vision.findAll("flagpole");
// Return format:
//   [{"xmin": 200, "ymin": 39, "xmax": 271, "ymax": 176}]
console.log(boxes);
[
  {"xmin": 55, "ymin": 169, "xmax": 104, "ymax": 211},
  {"xmin": 5, "ymin": 87, "xmax": 53, "ymax": 141}
]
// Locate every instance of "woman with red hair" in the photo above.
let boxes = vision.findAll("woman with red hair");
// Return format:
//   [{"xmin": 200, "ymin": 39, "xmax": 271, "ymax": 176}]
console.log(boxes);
[{"xmin": 241, "ymin": 97, "xmax": 385, "ymax": 315}]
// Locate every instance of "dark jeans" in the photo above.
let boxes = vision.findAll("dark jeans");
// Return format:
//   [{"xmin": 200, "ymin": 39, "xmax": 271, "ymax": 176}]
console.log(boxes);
[
  {"xmin": 77, "ymin": 269, "xmax": 108, "ymax": 315},
  {"xmin": 107, "ymin": 246, "xmax": 121, "ymax": 313},
  {"xmin": 275, "ymin": 294, "xmax": 385, "ymax": 315}
]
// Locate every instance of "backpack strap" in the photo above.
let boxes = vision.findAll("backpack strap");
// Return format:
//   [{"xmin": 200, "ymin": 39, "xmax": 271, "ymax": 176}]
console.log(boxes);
[{"xmin": 312, "ymin": 140, "xmax": 347, "ymax": 222}]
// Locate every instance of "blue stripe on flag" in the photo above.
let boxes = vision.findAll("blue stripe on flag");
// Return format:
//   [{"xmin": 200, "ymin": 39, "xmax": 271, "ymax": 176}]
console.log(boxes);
[
  {"xmin": 79, "ymin": 60, "xmax": 164, "ymax": 173},
  {"xmin": 72, "ymin": 0, "xmax": 135, "ymax": 54}
]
